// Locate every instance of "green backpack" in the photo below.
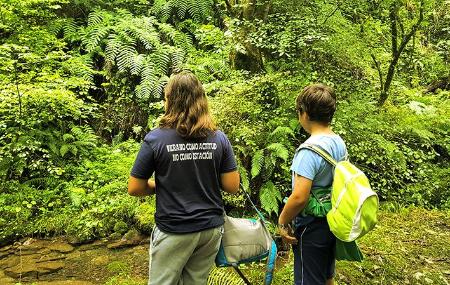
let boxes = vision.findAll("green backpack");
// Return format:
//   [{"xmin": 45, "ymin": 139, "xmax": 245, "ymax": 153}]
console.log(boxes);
[{"xmin": 300, "ymin": 144, "xmax": 379, "ymax": 242}]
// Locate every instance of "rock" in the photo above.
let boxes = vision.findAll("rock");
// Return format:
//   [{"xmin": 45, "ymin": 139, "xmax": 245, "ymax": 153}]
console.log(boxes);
[
  {"xmin": 47, "ymin": 242, "xmax": 74, "ymax": 253},
  {"xmin": 107, "ymin": 230, "xmax": 146, "ymax": 249},
  {"xmin": 0, "ymin": 250, "xmax": 12, "ymax": 259},
  {"xmin": 66, "ymin": 251, "xmax": 82, "ymax": 261},
  {"xmin": 36, "ymin": 261, "xmax": 65, "ymax": 274},
  {"xmin": 0, "ymin": 245, "xmax": 12, "ymax": 252},
  {"xmin": 3, "ymin": 253, "xmax": 65, "ymax": 278},
  {"xmin": 91, "ymin": 255, "xmax": 109, "ymax": 266},
  {"xmin": 15, "ymin": 239, "xmax": 49, "ymax": 255},
  {"xmin": 0, "ymin": 270, "xmax": 15, "ymax": 284},
  {"xmin": 37, "ymin": 252, "xmax": 66, "ymax": 263},
  {"xmin": 78, "ymin": 240, "xmax": 106, "ymax": 251},
  {"xmin": 1, "ymin": 255, "xmax": 21, "ymax": 268},
  {"xmin": 108, "ymin": 232, "xmax": 122, "ymax": 241},
  {"xmin": 4, "ymin": 262, "xmax": 39, "ymax": 279}
]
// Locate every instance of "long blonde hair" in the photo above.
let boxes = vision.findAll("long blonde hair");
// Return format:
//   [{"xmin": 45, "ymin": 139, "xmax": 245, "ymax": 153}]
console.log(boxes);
[{"xmin": 159, "ymin": 71, "xmax": 216, "ymax": 138}]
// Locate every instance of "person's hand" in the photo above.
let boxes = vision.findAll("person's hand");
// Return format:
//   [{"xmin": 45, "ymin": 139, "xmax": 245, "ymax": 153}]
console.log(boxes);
[{"xmin": 278, "ymin": 223, "xmax": 298, "ymax": 245}]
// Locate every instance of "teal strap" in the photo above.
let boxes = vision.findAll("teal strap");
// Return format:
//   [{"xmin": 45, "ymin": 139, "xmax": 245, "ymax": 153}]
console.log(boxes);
[{"xmin": 240, "ymin": 183, "xmax": 267, "ymax": 223}]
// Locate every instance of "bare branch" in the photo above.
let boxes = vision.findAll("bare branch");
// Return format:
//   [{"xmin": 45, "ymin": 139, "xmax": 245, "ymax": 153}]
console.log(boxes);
[
  {"xmin": 322, "ymin": 1, "xmax": 340, "ymax": 25},
  {"xmin": 389, "ymin": 4, "xmax": 399, "ymax": 56},
  {"xmin": 371, "ymin": 53, "xmax": 384, "ymax": 92},
  {"xmin": 398, "ymin": 0, "xmax": 424, "ymax": 55}
]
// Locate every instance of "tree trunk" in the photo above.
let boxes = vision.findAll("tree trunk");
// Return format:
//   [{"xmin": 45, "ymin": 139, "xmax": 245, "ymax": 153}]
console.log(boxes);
[{"xmin": 226, "ymin": 0, "xmax": 271, "ymax": 72}]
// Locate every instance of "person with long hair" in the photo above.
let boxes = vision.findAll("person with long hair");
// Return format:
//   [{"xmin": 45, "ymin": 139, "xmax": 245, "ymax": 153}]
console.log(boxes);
[{"xmin": 128, "ymin": 71, "xmax": 240, "ymax": 285}]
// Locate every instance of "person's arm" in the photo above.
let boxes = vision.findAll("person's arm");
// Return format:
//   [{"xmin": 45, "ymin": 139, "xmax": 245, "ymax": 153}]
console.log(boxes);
[
  {"xmin": 278, "ymin": 174, "xmax": 313, "ymax": 244},
  {"xmin": 221, "ymin": 170, "xmax": 240, "ymax": 194},
  {"xmin": 128, "ymin": 177, "xmax": 156, "ymax": 196},
  {"xmin": 129, "ymin": 137, "xmax": 155, "ymax": 196}
]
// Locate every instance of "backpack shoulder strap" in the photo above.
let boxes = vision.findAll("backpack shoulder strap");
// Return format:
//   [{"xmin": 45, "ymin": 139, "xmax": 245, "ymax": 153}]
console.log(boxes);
[{"xmin": 299, "ymin": 144, "xmax": 337, "ymax": 167}]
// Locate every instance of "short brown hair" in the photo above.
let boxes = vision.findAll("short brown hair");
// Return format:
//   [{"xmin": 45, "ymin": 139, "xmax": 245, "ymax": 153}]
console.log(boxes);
[
  {"xmin": 159, "ymin": 71, "xmax": 216, "ymax": 138},
  {"xmin": 296, "ymin": 83, "xmax": 336, "ymax": 124}
]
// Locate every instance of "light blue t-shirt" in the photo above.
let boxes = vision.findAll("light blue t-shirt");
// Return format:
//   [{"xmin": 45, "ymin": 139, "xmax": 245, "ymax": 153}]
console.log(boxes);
[{"xmin": 291, "ymin": 134, "xmax": 347, "ymax": 226}]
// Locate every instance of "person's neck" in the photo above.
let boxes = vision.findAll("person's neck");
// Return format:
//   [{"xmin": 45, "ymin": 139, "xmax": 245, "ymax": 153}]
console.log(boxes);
[{"xmin": 309, "ymin": 122, "xmax": 334, "ymax": 136}]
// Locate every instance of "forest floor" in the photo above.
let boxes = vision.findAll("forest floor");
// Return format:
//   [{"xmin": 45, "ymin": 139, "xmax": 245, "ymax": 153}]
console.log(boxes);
[{"xmin": 0, "ymin": 207, "xmax": 449, "ymax": 285}]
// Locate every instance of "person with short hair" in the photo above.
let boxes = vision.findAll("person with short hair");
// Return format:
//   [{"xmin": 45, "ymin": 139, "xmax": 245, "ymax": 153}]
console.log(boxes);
[
  {"xmin": 128, "ymin": 71, "xmax": 240, "ymax": 285},
  {"xmin": 278, "ymin": 84, "xmax": 347, "ymax": 285}
]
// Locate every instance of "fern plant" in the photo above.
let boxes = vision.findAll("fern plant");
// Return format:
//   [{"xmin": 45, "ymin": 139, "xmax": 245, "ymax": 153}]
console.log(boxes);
[
  {"xmin": 152, "ymin": 0, "xmax": 214, "ymax": 23},
  {"xmin": 53, "ymin": 9, "xmax": 193, "ymax": 103},
  {"xmin": 250, "ymin": 126, "xmax": 295, "ymax": 216},
  {"xmin": 48, "ymin": 126, "xmax": 98, "ymax": 159}
]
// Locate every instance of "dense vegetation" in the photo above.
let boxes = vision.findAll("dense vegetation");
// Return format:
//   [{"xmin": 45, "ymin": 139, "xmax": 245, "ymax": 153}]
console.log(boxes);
[{"xmin": 0, "ymin": 0, "xmax": 449, "ymax": 272}]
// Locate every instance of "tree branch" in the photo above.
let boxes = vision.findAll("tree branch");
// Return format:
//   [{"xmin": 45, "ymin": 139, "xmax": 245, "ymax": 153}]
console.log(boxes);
[
  {"xmin": 371, "ymin": 53, "xmax": 384, "ymax": 92},
  {"xmin": 389, "ymin": 4, "xmax": 399, "ymax": 56},
  {"xmin": 398, "ymin": 0, "xmax": 424, "ymax": 56},
  {"xmin": 322, "ymin": 1, "xmax": 340, "ymax": 25}
]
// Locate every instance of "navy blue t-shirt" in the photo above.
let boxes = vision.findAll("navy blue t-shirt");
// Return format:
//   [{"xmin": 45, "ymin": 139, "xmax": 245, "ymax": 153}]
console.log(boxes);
[{"xmin": 130, "ymin": 128, "xmax": 237, "ymax": 233}]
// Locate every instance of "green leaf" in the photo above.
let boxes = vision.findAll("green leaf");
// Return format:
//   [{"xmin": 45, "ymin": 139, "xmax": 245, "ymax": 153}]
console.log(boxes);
[
  {"xmin": 266, "ymin": 143, "xmax": 289, "ymax": 161},
  {"xmin": 60, "ymin": 145, "xmax": 70, "ymax": 157},
  {"xmin": 259, "ymin": 181, "xmax": 282, "ymax": 215},
  {"xmin": 251, "ymin": 149, "xmax": 264, "ymax": 178},
  {"xmin": 238, "ymin": 163, "xmax": 250, "ymax": 192}
]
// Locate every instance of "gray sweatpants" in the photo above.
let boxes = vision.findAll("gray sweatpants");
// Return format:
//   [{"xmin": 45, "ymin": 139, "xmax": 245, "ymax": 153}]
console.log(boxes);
[{"xmin": 148, "ymin": 226, "xmax": 223, "ymax": 285}]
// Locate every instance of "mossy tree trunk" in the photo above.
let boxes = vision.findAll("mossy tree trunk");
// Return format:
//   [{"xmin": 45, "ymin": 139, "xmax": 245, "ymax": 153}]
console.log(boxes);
[{"xmin": 225, "ymin": 0, "xmax": 272, "ymax": 72}]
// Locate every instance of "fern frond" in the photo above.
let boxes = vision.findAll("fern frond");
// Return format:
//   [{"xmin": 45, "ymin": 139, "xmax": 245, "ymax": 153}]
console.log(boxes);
[
  {"xmin": 263, "ymin": 154, "xmax": 275, "ymax": 179},
  {"xmin": 251, "ymin": 149, "xmax": 264, "ymax": 178},
  {"xmin": 130, "ymin": 54, "xmax": 144, "ymax": 76},
  {"xmin": 116, "ymin": 44, "xmax": 136, "ymax": 73},
  {"xmin": 70, "ymin": 145, "xmax": 78, "ymax": 156},
  {"xmin": 125, "ymin": 19, "xmax": 161, "ymax": 51},
  {"xmin": 60, "ymin": 145, "xmax": 70, "ymax": 157},
  {"xmin": 266, "ymin": 143, "xmax": 289, "ymax": 161},
  {"xmin": 23, "ymin": 177, "xmax": 58, "ymax": 188},
  {"xmin": 88, "ymin": 10, "xmax": 105, "ymax": 26},
  {"xmin": 115, "ymin": 8, "xmax": 133, "ymax": 19},
  {"xmin": 150, "ymin": 47, "xmax": 171, "ymax": 75},
  {"xmin": 84, "ymin": 26, "xmax": 110, "ymax": 53},
  {"xmin": 238, "ymin": 163, "xmax": 250, "ymax": 193},
  {"xmin": 157, "ymin": 22, "xmax": 192, "ymax": 50},
  {"xmin": 63, "ymin": 18, "xmax": 79, "ymax": 40},
  {"xmin": 63, "ymin": 133, "xmax": 75, "ymax": 142},
  {"xmin": 152, "ymin": 75, "xmax": 169, "ymax": 98},
  {"xmin": 152, "ymin": 0, "xmax": 214, "ymax": 23},
  {"xmin": 259, "ymin": 181, "xmax": 282, "ymax": 215},
  {"xmin": 171, "ymin": 48, "xmax": 186, "ymax": 70},
  {"xmin": 105, "ymin": 34, "xmax": 122, "ymax": 64},
  {"xmin": 268, "ymin": 126, "xmax": 295, "ymax": 142},
  {"xmin": 140, "ymin": 63, "xmax": 158, "ymax": 83},
  {"xmin": 188, "ymin": 0, "xmax": 213, "ymax": 22}
]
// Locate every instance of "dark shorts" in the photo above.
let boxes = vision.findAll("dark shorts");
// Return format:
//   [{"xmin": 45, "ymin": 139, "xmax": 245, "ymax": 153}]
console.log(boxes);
[{"xmin": 292, "ymin": 218, "xmax": 336, "ymax": 285}]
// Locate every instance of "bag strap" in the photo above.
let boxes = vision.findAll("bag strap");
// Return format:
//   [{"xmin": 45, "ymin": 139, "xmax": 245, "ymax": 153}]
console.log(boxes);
[
  {"xmin": 241, "ymin": 183, "xmax": 267, "ymax": 223},
  {"xmin": 233, "ymin": 266, "xmax": 252, "ymax": 285},
  {"xmin": 299, "ymin": 144, "xmax": 337, "ymax": 167}
]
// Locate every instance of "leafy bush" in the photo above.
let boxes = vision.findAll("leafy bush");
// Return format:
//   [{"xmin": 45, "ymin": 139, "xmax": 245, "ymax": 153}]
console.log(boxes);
[
  {"xmin": 334, "ymin": 91, "xmax": 450, "ymax": 208},
  {"xmin": 0, "ymin": 86, "xmax": 97, "ymax": 180},
  {"xmin": 0, "ymin": 141, "xmax": 157, "ymax": 244}
]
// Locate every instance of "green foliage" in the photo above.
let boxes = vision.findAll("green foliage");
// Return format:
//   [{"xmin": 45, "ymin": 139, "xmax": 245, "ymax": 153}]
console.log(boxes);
[
  {"xmin": 259, "ymin": 181, "xmax": 282, "ymax": 216},
  {"xmin": 0, "ymin": 141, "xmax": 156, "ymax": 244},
  {"xmin": 152, "ymin": 0, "xmax": 214, "ymax": 23},
  {"xmin": 0, "ymin": 87, "xmax": 97, "ymax": 180},
  {"xmin": 1, "ymin": 0, "xmax": 449, "ymax": 249},
  {"xmin": 333, "ymin": 91, "xmax": 450, "ymax": 207},
  {"xmin": 207, "ymin": 267, "xmax": 246, "ymax": 285},
  {"xmin": 243, "ymin": 12, "xmax": 328, "ymax": 59},
  {"xmin": 77, "ymin": 10, "xmax": 192, "ymax": 102}
]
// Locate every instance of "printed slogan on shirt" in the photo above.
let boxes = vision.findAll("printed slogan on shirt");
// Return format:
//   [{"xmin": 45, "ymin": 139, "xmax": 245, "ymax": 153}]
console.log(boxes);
[{"xmin": 166, "ymin": 143, "xmax": 217, "ymax": 162}]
